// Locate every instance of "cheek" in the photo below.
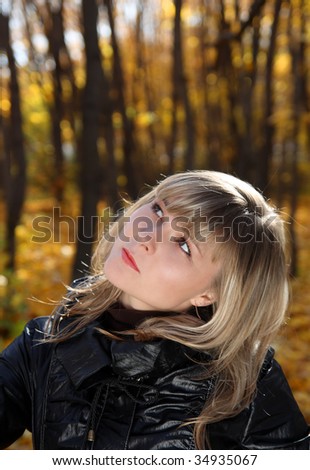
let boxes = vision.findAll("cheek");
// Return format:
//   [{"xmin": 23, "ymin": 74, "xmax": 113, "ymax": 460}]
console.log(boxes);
[
  {"xmin": 103, "ymin": 255, "xmax": 115, "ymax": 282},
  {"xmin": 155, "ymin": 264, "xmax": 192, "ymax": 294},
  {"xmin": 103, "ymin": 247, "xmax": 121, "ymax": 282}
]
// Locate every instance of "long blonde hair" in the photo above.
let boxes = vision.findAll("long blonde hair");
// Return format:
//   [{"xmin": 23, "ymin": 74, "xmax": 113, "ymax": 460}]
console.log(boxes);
[{"xmin": 49, "ymin": 170, "xmax": 289, "ymax": 449}]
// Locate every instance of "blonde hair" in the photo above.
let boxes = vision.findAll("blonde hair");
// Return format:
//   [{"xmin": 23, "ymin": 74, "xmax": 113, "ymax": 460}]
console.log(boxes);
[{"xmin": 49, "ymin": 170, "xmax": 289, "ymax": 449}]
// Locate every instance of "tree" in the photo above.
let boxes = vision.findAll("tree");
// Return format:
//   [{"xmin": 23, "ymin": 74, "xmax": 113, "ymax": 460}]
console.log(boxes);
[
  {"xmin": 168, "ymin": 0, "xmax": 195, "ymax": 173},
  {"xmin": 259, "ymin": 0, "xmax": 282, "ymax": 193},
  {"xmin": 103, "ymin": 0, "xmax": 138, "ymax": 199},
  {"xmin": 287, "ymin": 0, "xmax": 307, "ymax": 276},
  {"xmin": 72, "ymin": 0, "xmax": 105, "ymax": 279},
  {"xmin": 0, "ymin": 10, "xmax": 26, "ymax": 270},
  {"xmin": 41, "ymin": 0, "xmax": 77, "ymax": 203}
]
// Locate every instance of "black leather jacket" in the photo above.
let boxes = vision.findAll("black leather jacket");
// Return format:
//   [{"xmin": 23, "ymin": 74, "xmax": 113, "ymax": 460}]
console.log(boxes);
[{"xmin": 0, "ymin": 314, "xmax": 309, "ymax": 450}]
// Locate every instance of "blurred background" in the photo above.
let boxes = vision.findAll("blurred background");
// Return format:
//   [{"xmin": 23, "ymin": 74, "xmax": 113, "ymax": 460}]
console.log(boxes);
[{"xmin": 0, "ymin": 0, "xmax": 309, "ymax": 449}]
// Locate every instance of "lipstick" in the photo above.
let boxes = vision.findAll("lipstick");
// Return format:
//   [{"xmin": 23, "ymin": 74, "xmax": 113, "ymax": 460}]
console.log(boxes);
[{"xmin": 122, "ymin": 248, "xmax": 140, "ymax": 273}]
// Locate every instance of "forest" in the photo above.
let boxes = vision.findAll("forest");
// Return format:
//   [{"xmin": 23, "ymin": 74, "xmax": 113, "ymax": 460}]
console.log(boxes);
[{"xmin": 0, "ymin": 0, "xmax": 309, "ymax": 448}]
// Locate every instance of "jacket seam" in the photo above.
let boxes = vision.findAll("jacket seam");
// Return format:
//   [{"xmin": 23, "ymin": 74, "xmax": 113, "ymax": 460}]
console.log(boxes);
[{"xmin": 38, "ymin": 347, "xmax": 56, "ymax": 449}]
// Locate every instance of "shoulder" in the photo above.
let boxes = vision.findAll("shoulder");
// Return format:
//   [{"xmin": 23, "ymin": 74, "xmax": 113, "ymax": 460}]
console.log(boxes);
[
  {"xmin": 0, "ymin": 317, "xmax": 56, "ymax": 383},
  {"xmin": 0, "ymin": 316, "xmax": 54, "ymax": 399},
  {"xmin": 208, "ymin": 347, "xmax": 310, "ymax": 450},
  {"xmin": 24, "ymin": 316, "xmax": 51, "ymax": 338},
  {"xmin": 1, "ymin": 316, "xmax": 51, "ymax": 357}
]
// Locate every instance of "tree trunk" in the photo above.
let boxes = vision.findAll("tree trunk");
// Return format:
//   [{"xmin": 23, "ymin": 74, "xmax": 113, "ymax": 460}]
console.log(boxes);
[
  {"xmin": 48, "ymin": 1, "xmax": 66, "ymax": 203},
  {"xmin": 287, "ymin": 3, "xmax": 304, "ymax": 277},
  {"xmin": 198, "ymin": 0, "xmax": 220, "ymax": 170},
  {"xmin": 258, "ymin": 0, "xmax": 281, "ymax": 193},
  {"xmin": 216, "ymin": 0, "xmax": 240, "ymax": 175},
  {"xmin": 236, "ymin": 7, "xmax": 261, "ymax": 182},
  {"xmin": 72, "ymin": 0, "xmax": 104, "ymax": 279},
  {"xmin": 133, "ymin": 2, "xmax": 157, "ymax": 178},
  {"xmin": 101, "ymin": 62, "xmax": 119, "ymax": 212},
  {"xmin": 168, "ymin": 0, "xmax": 195, "ymax": 173},
  {"xmin": 103, "ymin": 0, "xmax": 138, "ymax": 199},
  {"xmin": 38, "ymin": 0, "xmax": 78, "ymax": 203},
  {"xmin": 0, "ymin": 12, "xmax": 26, "ymax": 271}
]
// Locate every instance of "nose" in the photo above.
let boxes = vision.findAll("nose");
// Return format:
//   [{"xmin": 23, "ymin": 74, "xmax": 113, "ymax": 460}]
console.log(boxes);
[
  {"xmin": 137, "ymin": 232, "xmax": 156, "ymax": 254},
  {"xmin": 130, "ymin": 219, "xmax": 156, "ymax": 254},
  {"xmin": 124, "ymin": 214, "xmax": 156, "ymax": 254},
  {"xmin": 135, "ymin": 215, "xmax": 171, "ymax": 254},
  {"xmin": 141, "ymin": 239, "xmax": 155, "ymax": 253}
]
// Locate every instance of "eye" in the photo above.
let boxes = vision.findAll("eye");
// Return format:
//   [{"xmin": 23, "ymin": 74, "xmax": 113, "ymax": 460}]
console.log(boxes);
[
  {"xmin": 151, "ymin": 202, "xmax": 164, "ymax": 218},
  {"xmin": 177, "ymin": 238, "xmax": 191, "ymax": 257}
]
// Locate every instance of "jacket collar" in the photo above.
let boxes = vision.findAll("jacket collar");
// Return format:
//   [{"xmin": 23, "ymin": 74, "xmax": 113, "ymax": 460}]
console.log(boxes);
[{"xmin": 55, "ymin": 317, "xmax": 196, "ymax": 389}]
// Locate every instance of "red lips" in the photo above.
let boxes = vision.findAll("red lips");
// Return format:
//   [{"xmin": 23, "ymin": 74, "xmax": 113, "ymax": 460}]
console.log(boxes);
[{"xmin": 122, "ymin": 248, "xmax": 140, "ymax": 273}]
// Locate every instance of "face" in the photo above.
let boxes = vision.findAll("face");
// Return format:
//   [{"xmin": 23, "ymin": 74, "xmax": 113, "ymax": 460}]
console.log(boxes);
[{"xmin": 104, "ymin": 199, "xmax": 221, "ymax": 312}]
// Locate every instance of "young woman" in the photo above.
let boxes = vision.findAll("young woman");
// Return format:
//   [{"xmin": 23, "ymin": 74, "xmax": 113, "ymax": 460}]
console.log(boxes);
[{"xmin": 0, "ymin": 170, "xmax": 309, "ymax": 450}]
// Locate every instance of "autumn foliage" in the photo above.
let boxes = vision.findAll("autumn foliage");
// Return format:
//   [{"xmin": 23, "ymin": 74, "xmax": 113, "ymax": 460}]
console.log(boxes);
[{"xmin": 0, "ymin": 0, "xmax": 309, "ymax": 449}]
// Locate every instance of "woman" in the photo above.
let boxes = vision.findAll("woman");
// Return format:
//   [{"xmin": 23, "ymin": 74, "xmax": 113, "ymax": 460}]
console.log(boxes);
[{"xmin": 0, "ymin": 170, "xmax": 309, "ymax": 450}]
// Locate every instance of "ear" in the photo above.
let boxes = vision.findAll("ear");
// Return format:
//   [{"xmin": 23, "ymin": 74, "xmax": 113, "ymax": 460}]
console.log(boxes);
[{"xmin": 190, "ymin": 292, "xmax": 216, "ymax": 308}]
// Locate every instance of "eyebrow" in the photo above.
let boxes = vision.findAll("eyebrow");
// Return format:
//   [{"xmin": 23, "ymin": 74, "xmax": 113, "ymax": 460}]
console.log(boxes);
[{"xmin": 161, "ymin": 197, "xmax": 169, "ymax": 208}]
